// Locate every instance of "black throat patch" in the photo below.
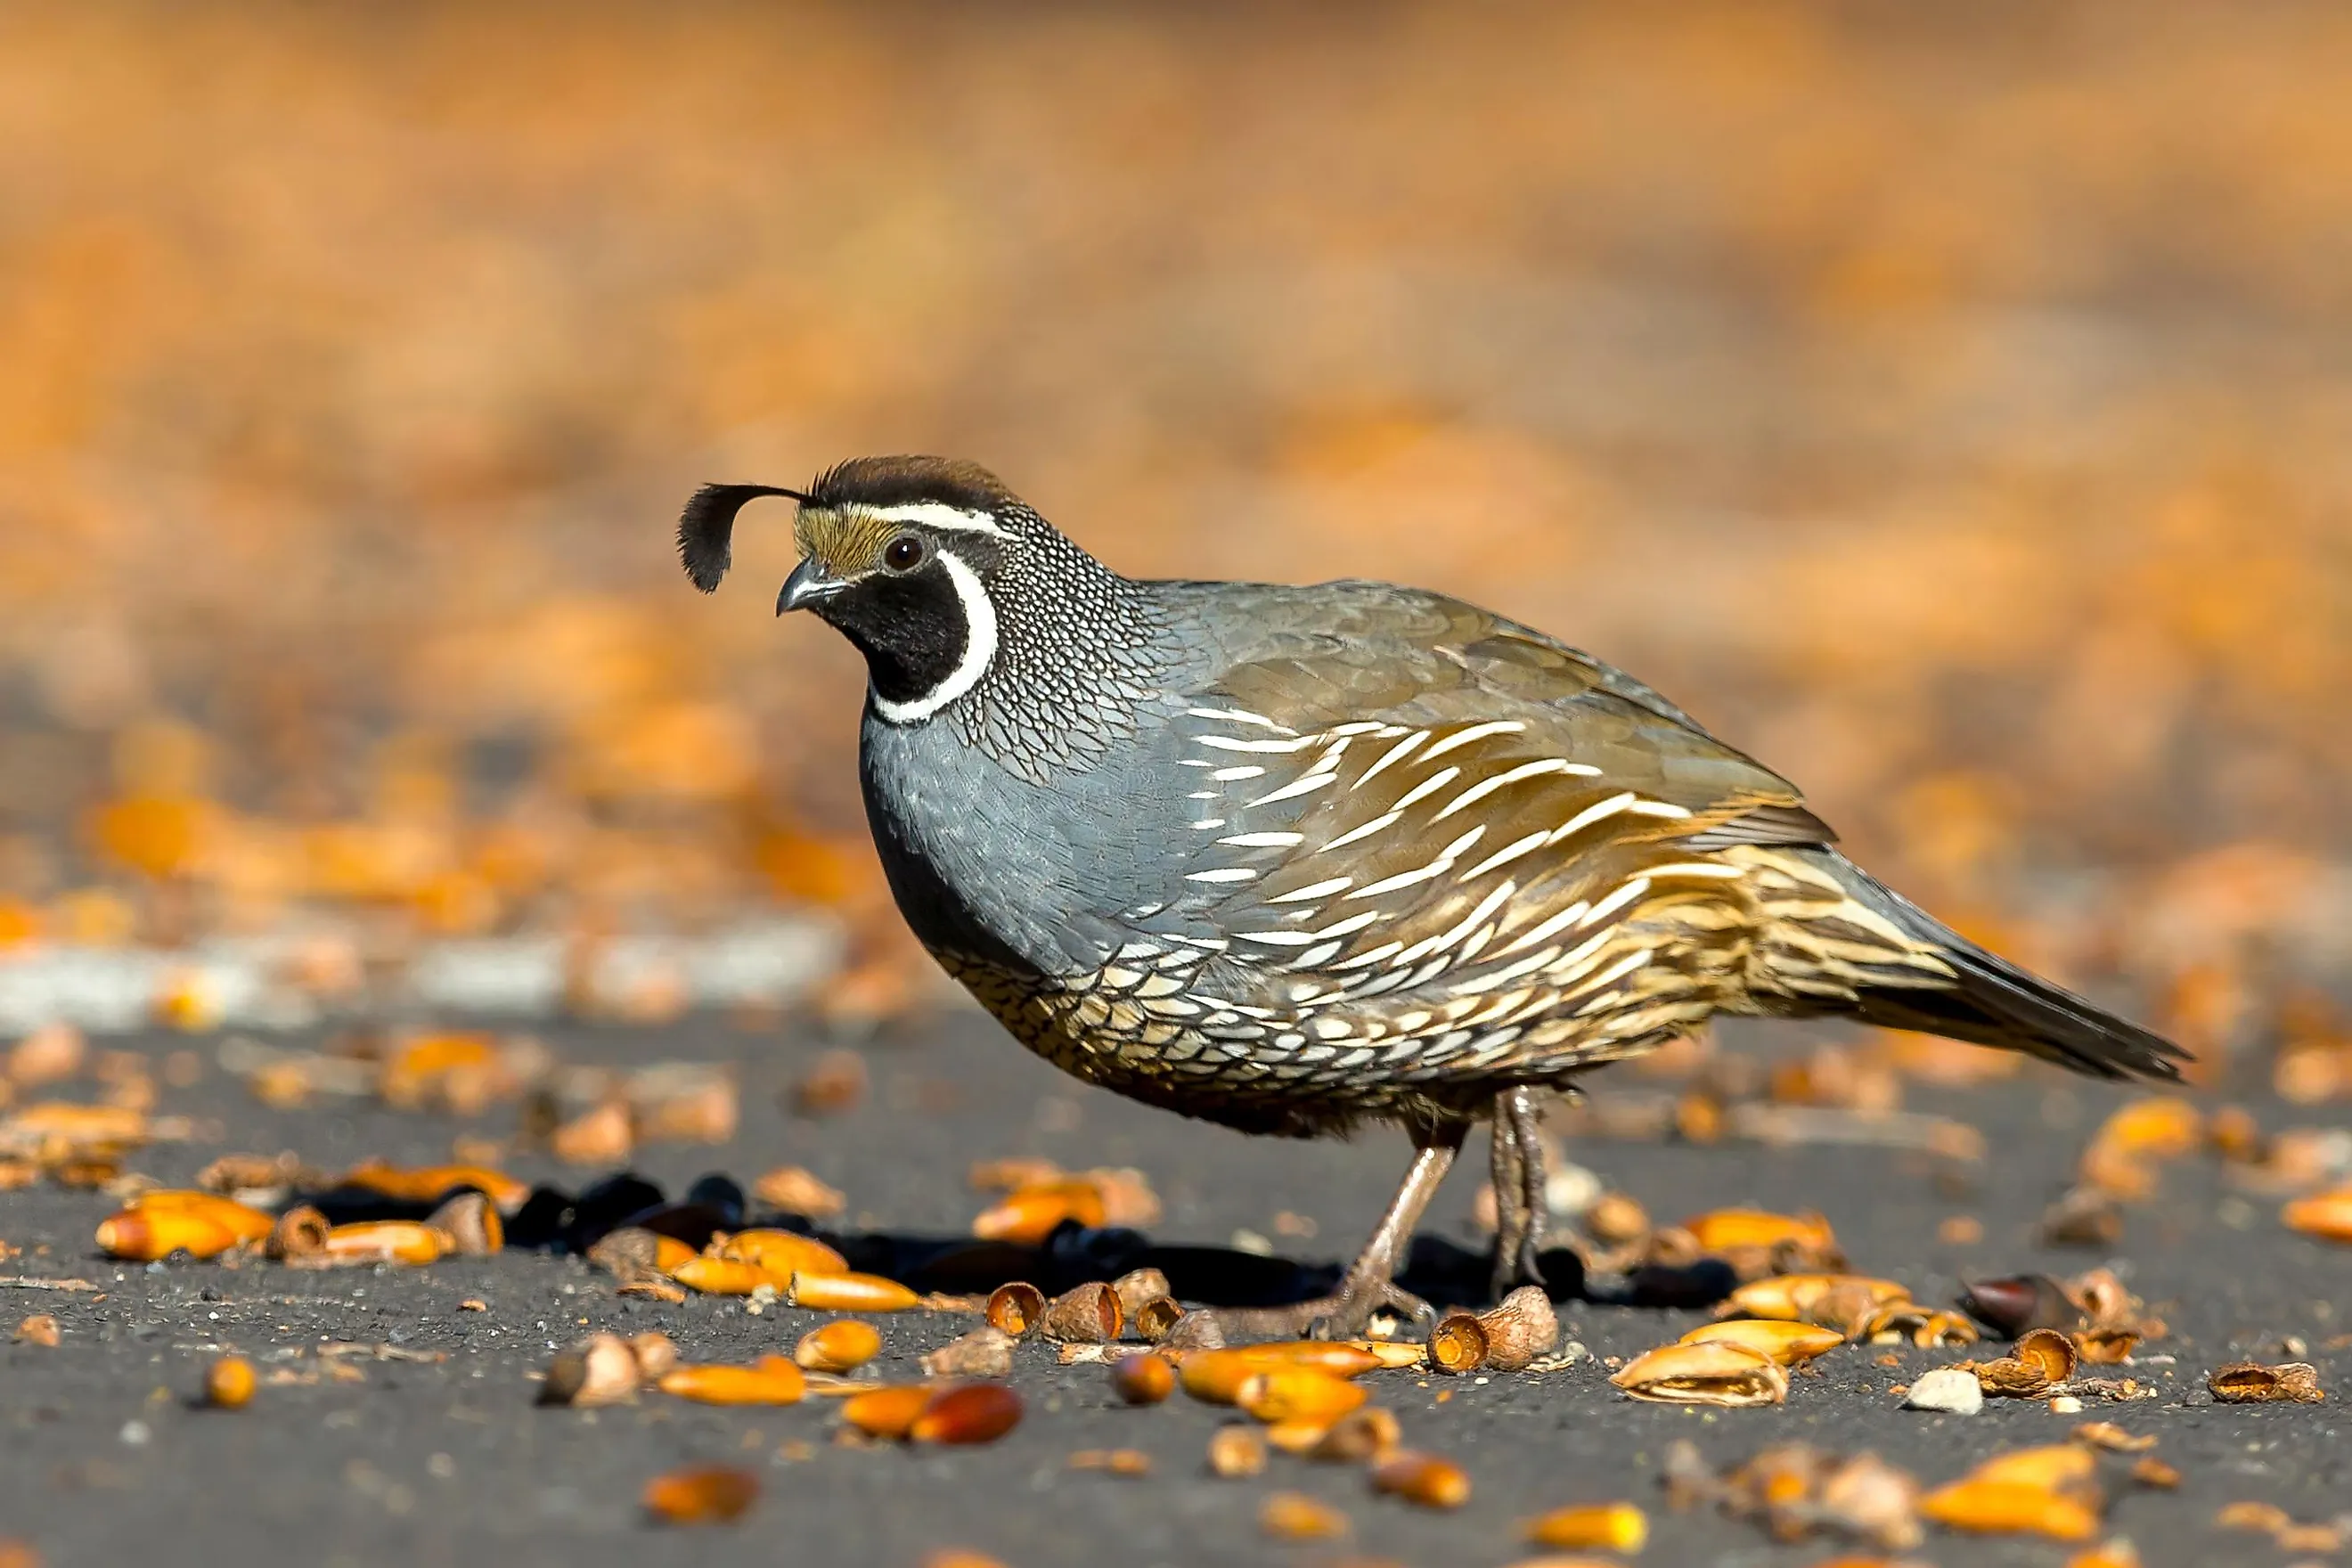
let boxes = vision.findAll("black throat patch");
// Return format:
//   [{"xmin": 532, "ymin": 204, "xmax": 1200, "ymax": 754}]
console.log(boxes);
[{"xmin": 818, "ymin": 567, "xmax": 969, "ymax": 706}]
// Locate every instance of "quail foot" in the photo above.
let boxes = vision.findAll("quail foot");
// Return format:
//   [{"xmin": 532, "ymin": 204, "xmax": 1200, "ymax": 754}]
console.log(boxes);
[{"xmin": 681, "ymin": 456, "xmax": 2186, "ymax": 1339}]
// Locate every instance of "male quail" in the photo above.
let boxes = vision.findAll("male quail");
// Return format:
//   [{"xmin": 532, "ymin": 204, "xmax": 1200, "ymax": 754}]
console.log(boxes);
[{"xmin": 680, "ymin": 456, "xmax": 2185, "ymax": 1335}]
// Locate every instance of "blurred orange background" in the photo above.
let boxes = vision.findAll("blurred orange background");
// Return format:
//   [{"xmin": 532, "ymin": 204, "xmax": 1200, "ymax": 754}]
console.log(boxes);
[{"xmin": 1, "ymin": 3, "xmax": 2347, "ymax": 1055}]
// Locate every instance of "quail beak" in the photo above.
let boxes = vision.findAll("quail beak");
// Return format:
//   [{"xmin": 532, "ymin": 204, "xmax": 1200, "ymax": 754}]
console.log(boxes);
[{"xmin": 778, "ymin": 558, "xmax": 845, "ymax": 616}]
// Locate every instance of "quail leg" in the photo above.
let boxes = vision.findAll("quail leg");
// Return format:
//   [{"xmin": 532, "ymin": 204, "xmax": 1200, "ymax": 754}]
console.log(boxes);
[
  {"xmin": 1166, "ymin": 1126, "xmax": 1466, "ymax": 1347},
  {"xmin": 1489, "ymin": 1086, "xmax": 1549, "ymax": 1300}
]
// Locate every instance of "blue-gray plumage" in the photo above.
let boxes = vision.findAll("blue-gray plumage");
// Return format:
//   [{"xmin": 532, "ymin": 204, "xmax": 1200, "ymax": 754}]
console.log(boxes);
[{"xmin": 682, "ymin": 455, "xmax": 2186, "ymax": 1335}]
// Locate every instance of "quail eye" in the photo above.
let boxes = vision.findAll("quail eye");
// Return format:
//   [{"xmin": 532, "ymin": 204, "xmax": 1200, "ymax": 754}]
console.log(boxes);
[{"xmin": 882, "ymin": 535, "xmax": 927, "ymax": 573}]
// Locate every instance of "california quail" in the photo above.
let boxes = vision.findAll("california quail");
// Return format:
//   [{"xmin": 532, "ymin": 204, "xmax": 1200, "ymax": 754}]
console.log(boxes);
[{"xmin": 680, "ymin": 456, "xmax": 2186, "ymax": 1334}]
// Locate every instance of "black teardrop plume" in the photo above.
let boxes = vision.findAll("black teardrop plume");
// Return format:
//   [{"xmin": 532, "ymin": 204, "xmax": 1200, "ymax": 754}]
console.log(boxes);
[{"xmin": 678, "ymin": 483, "xmax": 809, "ymax": 592}]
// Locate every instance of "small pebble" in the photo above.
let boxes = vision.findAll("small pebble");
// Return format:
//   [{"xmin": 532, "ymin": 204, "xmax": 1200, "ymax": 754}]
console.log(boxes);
[
  {"xmin": 1904, "ymin": 1367, "xmax": 1984, "ymax": 1415},
  {"xmin": 2049, "ymin": 1393, "xmax": 2085, "ymax": 1414}
]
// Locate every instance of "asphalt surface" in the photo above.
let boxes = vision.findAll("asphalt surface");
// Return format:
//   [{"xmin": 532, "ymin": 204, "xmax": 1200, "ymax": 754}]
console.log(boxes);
[{"xmin": 1, "ymin": 1007, "xmax": 2344, "ymax": 1568}]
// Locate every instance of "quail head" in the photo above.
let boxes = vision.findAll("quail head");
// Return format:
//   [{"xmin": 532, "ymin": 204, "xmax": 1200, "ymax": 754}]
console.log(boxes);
[{"xmin": 681, "ymin": 456, "xmax": 2185, "ymax": 1336}]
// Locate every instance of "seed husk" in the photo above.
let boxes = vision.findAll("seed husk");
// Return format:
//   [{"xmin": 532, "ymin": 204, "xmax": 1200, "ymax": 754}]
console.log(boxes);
[
  {"xmin": 203, "ymin": 1356, "xmax": 256, "ymax": 1409},
  {"xmin": 2130, "ymin": 1457, "xmax": 2180, "ymax": 1490},
  {"xmin": 14, "ymin": 1315, "xmax": 59, "ymax": 1347},
  {"xmin": 1304, "ymin": 1407, "xmax": 1401, "ymax": 1463},
  {"xmin": 1207, "ymin": 1423, "xmax": 1267, "ymax": 1477},
  {"xmin": 1610, "ymin": 1341, "xmax": 1788, "ymax": 1407},
  {"xmin": 1428, "ymin": 1310, "xmax": 1489, "ymax": 1375},
  {"xmin": 540, "ymin": 1333, "xmax": 642, "ymax": 1407},
  {"xmin": 1259, "ymin": 1490, "xmax": 1348, "ymax": 1539},
  {"xmin": 337, "ymin": 1160, "xmax": 531, "ymax": 1212},
  {"xmin": 984, "ymin": 1282, "xmax": 1047, "ymax": 1335},
  {"xmin": 641, "ymin": 1465, "xmax": 758, "ymax": 1525},
  {"xmin": 1036, "ymin": 1282, "xmax": 1123, "ymax": 1343},
  {"xmin": 1237, "ymin": 1368, "xmax": 1368, "ymax": 1426},
  {"xmin": 795, "ymin": 1319, "xmax": 883, "ymax": 1373},
  {"xmin": 1584, "ymin": 1190, "xmax": 1651, "ymax": 1246},
  {"xmin": 94, "ymin": 1207, "xmax": 242, "ymax": 1262},
  {"xmin": 1109, "ymin": 1352, "xmax": 1175, "ymax": 1405},
  {"xmin": 2070, "ymin": 1422, "xmax": 2155, "ymax": 1453},
  {"xmin": 1130, "ymin": 1294, "xmax": 1185, "ymax": 1342},
  {"xmin": 1371, "ymin": 1450, "xmax": 1471, "ymax": 1509},
  {"xmin": 787, "ymin": 1270, "xmax": 921, "ymax": 1311},
  {"xmin": 425, "ymin": 1190, "xmax": 502, "ymax": 1256},
  {"xmin": 658, "ymin": 1360, "xmax": 808, "ymax": 1406},
  {"xmin": 2072, "ymin": 1327, "xmax": 2139, "ymax": 1365},
  {"xmin": 1971, "ymin": 1444, "xmax": 2096, "ymax": 1492},
  {"xmin": 627, "ymin": 1332, "xmax": 678, "ymax": 1382},
  {"xmin": 1067, "ymin": 1448, "xmax": 1151, "ymax": 1477},
  {"xmin": 2207, "ymin": 1360, "xmax": 2324, "ymax": 1403},
  {"xmin": 909, "ymin": 1382, "xmax": 1024, "ymax": 1444},
  {"xmin": 1478, "ymin": 1286, "xmax": 1562, "ymax": 1371},
  {"xmin": 1679, "ymin": 1319, "xmax": 1845, "ymax": 1366},
  {"xmin": 1917, "ymin": 1479, "xmax": 2098, "ymax": 1541},
  {"xmin": 1523, "ymin": 1501, "xmax": 1648, "ymax": 1552},
  {"xmin": 921, "ymin": 1326, "xmax": 1017, "ymax": 1378},
  {"xmin": 1107, "ymin": 1267, "xmax": 1173, "ymax": 1319}
]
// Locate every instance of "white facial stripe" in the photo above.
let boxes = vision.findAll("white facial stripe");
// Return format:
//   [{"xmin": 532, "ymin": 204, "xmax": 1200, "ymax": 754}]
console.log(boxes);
[
  {"xmin": 854, "ymin": 502, "xmax": 1008, "ymax": 538},
  {"xmin": 869, "ymin": 550, "xmax": 999, "ymax": 725}
]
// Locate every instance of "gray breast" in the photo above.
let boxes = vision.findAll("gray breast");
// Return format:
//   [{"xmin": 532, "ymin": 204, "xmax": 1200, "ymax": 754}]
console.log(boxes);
[{"xmin": 859, "ymin": 700, "xmax": 1200, "ymax": 979}]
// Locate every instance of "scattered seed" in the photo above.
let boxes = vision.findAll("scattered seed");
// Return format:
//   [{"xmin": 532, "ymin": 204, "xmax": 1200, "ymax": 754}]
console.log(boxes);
[
  {"xmin": 1370, "ymin": 1450, "xmax": 1471, "ymax": 1509},
  {"xmin": 13, "ymin": 1315, "xmax": 58, "ymax": 1347},
  {"xmin": 751, "ymin": 1164, "xmax": 845, "ymax": 1219},
  {"xmin": 2129, "ymin": 1457, "xmax": 2178, "ymax": 1490},
  {"xmin": 1067, "ymin": 1448, "xmax": 1151, "ymax": 1477},
  {"xmin": 971, "ymin": 1179, "xmax": 1107, "ymax": 1245},
  {"xmin": 908, "ymin": 1383, "xmax": 1024, "ymax": 1444},
  {"xmin": 1609, "ymin": 1342, "xmax": 1787, "ymax": 1407},
  {"xmin": 203, "ymin": 1356, "xmax": 256, "ymax": 1409},
  {"xmin": 1259, "ymin": 1490, "xmax": 1348, "ymax": 1539},
  {"xmin": 2281, "ymin": 1187, "xmax": 2352, "ymax": 1243},
  {"xmin": 539, "ymin": 1333, "xmax": 641, "ymax": 1407},
  {"xmin": 1237, "ymin": 1368, "xmax": 1367, "ymax": 1427},
  {"xmin": 641, "ymin": 1465, "xmax": 758, "ymax": 1525},
  {"xmin": 1522, "ymin": 1501, "xmax": 1648, "ymax": 1552},
  {"xmin": 795, "ymin": 1319, "xmax": 882, "ymax": 1373},
  {"xmin": 1304, "ymin": 1408, "xmax": 1401, "ymax": 1463},
  {"xmin": 790, "ymin": 1049, "xmax": 867, "ymax": 1117},
  {"xmin": 1680, "ymin": 1319, "xmax": 1844, "ymax": 1367},
  {"xmin": 1109, "ymin": 1352, "xmax": 1175, "ymax": 1405},
  {"xmin": 659, "ymin": 1360, "xmax": 808, "ymax": 1406},
  {"xmin": 1918, "ymin": 1479, "xmax": 2098, "ymax": 1542},
  {"xmin": 1207, "ymin": 1424, "xmax": 1268, "ymax": 1478},
  {"xmin": 786, "ymin": 1270, "xmax": 920, "ymax": 1312}
]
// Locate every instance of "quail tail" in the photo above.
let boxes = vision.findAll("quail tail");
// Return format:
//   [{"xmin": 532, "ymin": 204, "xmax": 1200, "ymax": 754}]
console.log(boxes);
[{"xmin": 1768, "ymin": 849, "xmax": 2186, "ymax": 1083}]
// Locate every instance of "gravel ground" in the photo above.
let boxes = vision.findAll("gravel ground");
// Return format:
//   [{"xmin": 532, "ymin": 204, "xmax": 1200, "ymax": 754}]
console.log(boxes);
[{"xmin": 1, "ymin": 1007, "xmax": 2344, "ymax": 1568}]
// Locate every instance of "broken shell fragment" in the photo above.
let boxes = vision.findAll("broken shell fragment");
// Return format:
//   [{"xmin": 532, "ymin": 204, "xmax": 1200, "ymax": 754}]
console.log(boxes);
[
  {"xmin": 920, "ymin": 1326, "xmax": 1017, "ymax": 1378},
  {"xmin": 1035, "ymin": 1282, "xmax": 1123, "ymax": 1343},
  {"xmin": 1523, "ymin": 1501, "xmax": 1649, "ymax": 1552},
  {"xmin": 540, "ymin": 1334, "xmax": 642, "ymax": 1408},
  {"xmin": 641, "ymin": 1465, "xmax": 758, "ymax": 1525},
  {"xmin": 751, "ymin": 1164, "xmax": 845, "ymax": 1218},
  {"xmin": 1720, "ymin": 1274, "xmax": 1907, "ymax": 1324},
  {"xmin": 908, "ymin": 1382, "xmax": 1024, "ymax": 1444},
  {"xmin": 94, "ymin": 1207, "xmax": 242, "ymax": 1262},
  {"xmin": 2207, "ymin": 1360, "xmax": 2324, "ymax": 1403},
  {"xmin": 1371, "ymin": 1450, "xmax": 1472, "ymax": 1509},
  {"xmin": 1679, "ymin": 1319, "xmax": 1845, "ymax": 1366},
  {"xmin": 1236, "ymin": 1368, "xmax": 1367, "ymax": 1427},
  {"xmin": 1610, "ymin": 1341, "xmax": 1788, "ymax": 1407},
  {"xmin": 786, "ymin": 1270, "xmax": 920, "ymax": 1312},
  {"xmin": 657, "ymin": 1360, "xmax": 808, "ymax": 1406},
  {"xmin": 14, "ymin": 1315, "xmax": 59, "ymax": 1347},
  {"xmin": 794, "ymin": 1319, "xmax": 882, "ymax": 1373},
  {"xmin": 1428, "ymin": 1311, "xmax": 1489, "ymax": 1375},
  {"xmin": 1109, "ymin": 1352, "xmax": 1175, "ymax": 1405},
  {"xmin": 627, "ymin": 1332, "xmax": 678, "ymax": 1383},
  {"xmin": 984, "ymin": 1282, "xmax": 1046, "ymax": 1336},
  {"xmin": 1206, "ymin": 1424, "xmax": 1268, "ymax": 1478},
  {"xmin": 2070, "ymin": 1422, "xmax": 2156, "ymax": 1453},
  {"xmin": 718, "ymin": 1229, "xmax": 848, "ymax": 1278},
  {"xmin": 203, "ymin": 1356, "xmax": 257, "ymax": 1409}
]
